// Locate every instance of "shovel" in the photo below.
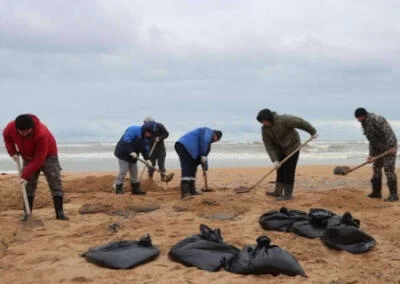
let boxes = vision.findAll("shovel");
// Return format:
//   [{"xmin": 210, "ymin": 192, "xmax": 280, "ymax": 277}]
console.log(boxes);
[
  {"xmin": 201, "ymin": 163, "xmax": 213, "ymax": 192},
  {"xmin": 137, "ymin": 158, "xmax": 175, "ymax": 183},
  {"xmin": 139, "ymin": 141, "xmax": 158, "ymax": 180},
  {"xmin": 234, "ymin": 136, "xmax": 314, "ymax": 194},
  {"xmin": 15, "ymin": 154, "xmax": 45, "ymax": 228},
  {"xmin": 333, "ymin": 149, "xmax": 394, "ymax": 176}
]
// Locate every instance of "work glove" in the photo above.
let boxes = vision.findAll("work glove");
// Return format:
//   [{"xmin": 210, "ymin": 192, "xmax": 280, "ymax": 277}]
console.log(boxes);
[
  {"xmin": 12, "ymin": 154, "xmax": 19, "ymax": 163},
  {"xmin": 367, "ymin": 156, "xmax": 375, "ymax": 164},
  {"xmin": 130, "ymin": 152, "xmax": 138, "ymax": 159},
  {"xmin": 312, "ymin": 133, "xmax": 319, "ymax": 139},
  {"xmin": 201, "ymin": 156, "xmax": 207, "ymax": 164},
  {"xmin": 20, "ymin": 179, "xmax": 28, "ymax": 187},
  {"xmin": 273, "ymin": 161, "xmax": 281, "ymax": 169},
  {"xmin": 154, "ymin": 137, "xmax": 160, "ymax": 143},
  {"xmin": 145, "ymin": 160, "xmax": 153, "ymax": 167},
  {"xmin": 389, "ymin": 147, "xmax": 397, "ymax": 155}
]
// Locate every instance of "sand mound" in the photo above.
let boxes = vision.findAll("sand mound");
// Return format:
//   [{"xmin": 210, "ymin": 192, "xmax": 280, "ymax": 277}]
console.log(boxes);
[
  {"xmin": 0, "ymin": 176, "xmax": 70, "ymax": 212},
  {"xmin": 317, "ymin": 188, "xmax": 384, "ymax": 210},
  {"xmin": 79, "ymin": 196, "xmax": 160, "ymax": 217},
  {"xmin": 64, "ymin": 175, "xmax": 165, "ymax": 194},
  {"xmin": 173, "ymin": 192, "xmax": 251, "ymax": 220}
]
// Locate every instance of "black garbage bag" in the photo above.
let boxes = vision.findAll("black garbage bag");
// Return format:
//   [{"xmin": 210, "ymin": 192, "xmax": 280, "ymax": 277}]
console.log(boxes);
[
  {"xmin": 292, "ymin": 208, "xmax": 337, "ymax": 239},
  {"xmin": 169, "ymin": 224, "xmax": 240, "ymax": 272},
  {"xmin": 82, "ymin": 234, "xmax": 160, "ymax": 269},
  {"xmin": 321, "ymin": 212, "xmax": 376, "ymax": 254},
  {"xmin": 223, "ymin": 236, "xmax": 306, "ymax": 277},
  {"xmin": 259, "ymin": 207, "xmax": 309, "ymax": 232}
]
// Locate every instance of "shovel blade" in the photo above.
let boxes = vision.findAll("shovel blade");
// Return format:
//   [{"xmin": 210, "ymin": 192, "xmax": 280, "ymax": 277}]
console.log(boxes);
[
  {"xmin": 333, "ymin": 166, "xmax": 350, "ymax": 176},
  {"xmin": 22, "ymin": 217, "xmax": 45, "ymax": 229},
  {"xmin": 234, "ymin": 186, "xmax": 252, "ymax": 194}
]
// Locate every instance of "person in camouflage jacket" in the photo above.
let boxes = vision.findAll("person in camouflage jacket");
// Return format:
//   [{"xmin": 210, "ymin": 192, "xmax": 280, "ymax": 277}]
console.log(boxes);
[
  {"xmin": 355, "ymin": 107, "xmax": 398, "ymax": 202},
  {"xmin": 257, "ymin": 109, "xmax": 318, "ymax": 200}
]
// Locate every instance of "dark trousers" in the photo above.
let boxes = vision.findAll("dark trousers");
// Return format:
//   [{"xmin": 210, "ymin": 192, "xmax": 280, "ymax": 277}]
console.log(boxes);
[
  {"xmin": 148, "ymin": 148, "xmax": 167, "ymax": 176},
  {"xmin": 24, "ymin": 156, "xmax": 64, "ymax": 197},
  {"xmin": 175, "ymin": 142, "xmax": 198, "ymax": 181},
  {"xmin": 276, "ymin": 151, "xmax": 300, "ymax": 186}
]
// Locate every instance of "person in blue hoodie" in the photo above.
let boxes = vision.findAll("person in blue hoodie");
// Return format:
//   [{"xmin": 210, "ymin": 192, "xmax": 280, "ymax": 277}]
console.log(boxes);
[
  {"xmin": 113, "ymin": 122, "xmax": 155, "ymax": 195},
  {"xmin": 175, "ymin": 128, "xmax": 223, "ymax": 199}
]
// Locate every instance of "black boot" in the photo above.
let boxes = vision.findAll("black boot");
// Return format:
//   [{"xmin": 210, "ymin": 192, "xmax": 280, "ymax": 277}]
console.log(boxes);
[
  {"xmin": 131, "ymin": 182, "xmax": 146, "ymax": 195},
  {"xmin": 53, "ymin": 196, "xmax": 69, "ymax": 221},
  {"xmin": 384, "ymin": 180, "xmax": 399, "ymax": 202},
  {"xmin": 368, "ymin": 178, "xmax": 382, "ymax": 198},
  {"xmin": 266, "ymin": 183, "xmax": 284, "ymax": 197},
  {"xmin": 189, "ymin": 180, "xmax": 201, "ymax": 196},
  {"xmin": 115, "ymin": 183, "xmax": 124, "ymax": 195},
  {"xmin": 20, "ymin": 196, "xmax": 34, "ymax": 221},
  {"xmin": 181, "ymin": 180, "xmax": 192, "ymax": 200},
  {"xmin": 277, "ymin": 184, "xmax": 293, "ymax": 201}
]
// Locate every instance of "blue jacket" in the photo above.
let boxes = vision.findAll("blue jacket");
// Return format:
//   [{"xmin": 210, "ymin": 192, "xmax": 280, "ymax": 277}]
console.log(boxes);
[
  {"xmin": 114, "ymin": 125, "xmax": 150, "ymax": 162},
  {"xmin": 177, "ymin": 127, "xmax": 214, "ymax": 161}
]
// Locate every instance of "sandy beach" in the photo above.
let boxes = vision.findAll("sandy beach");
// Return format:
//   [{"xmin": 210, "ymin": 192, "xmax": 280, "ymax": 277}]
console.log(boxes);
[{"xmin": 1, "ymin": 165, "xmax": 400, "ymax": 284}]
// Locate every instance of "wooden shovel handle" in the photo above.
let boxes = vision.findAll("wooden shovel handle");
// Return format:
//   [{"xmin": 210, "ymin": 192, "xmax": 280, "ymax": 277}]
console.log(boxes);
[
  {"xmin": 250, "ymin": 136, "xmax": 315, "ymax": 190},
  {"xmin": 346, "ymin": 148, "xmax": 394, "ymax": 174}
]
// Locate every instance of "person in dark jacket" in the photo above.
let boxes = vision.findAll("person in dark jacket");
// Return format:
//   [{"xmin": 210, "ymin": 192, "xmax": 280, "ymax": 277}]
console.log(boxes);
[
  {"xmin": 3, "ymin": 114, "xmax": 69, "ymax": 221},
  {"xmin": 175, "ymin": 128, "xmax": 222, "ymax": 199},
  {"xmin": 143, "ymin": 117, "xmax": 170, "ymax": 181},
  {"xmin": 355, "ymin": 107, "xmax": 398, "ymax": 201},
  {"xmin": 257, "ymin": 109, "xmax": 317, "ymax": 200},
  {"xmin": 113, "ymin": 122, "xmax": 155, "ymax": 195}
]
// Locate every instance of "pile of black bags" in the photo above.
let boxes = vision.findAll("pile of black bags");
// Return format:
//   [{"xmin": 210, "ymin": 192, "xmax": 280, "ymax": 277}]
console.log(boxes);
[
  {"xmin": 82, "ymin": 234, "xmax": 160, "ymax": 269},
  {"xmin": 169, "ymin": 224, "xmax": 306, "ymax": 277},
  {"xmin": 259, "ymin": 207, "xmax": 376, "ymax": 254},
  {"xmin": 168, "ymin": 224, "xmax": 240, "ymax": 272}
]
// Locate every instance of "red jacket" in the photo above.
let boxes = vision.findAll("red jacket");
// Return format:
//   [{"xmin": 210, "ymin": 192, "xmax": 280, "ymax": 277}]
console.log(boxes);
[{"xmin": 3, "ymin": 115, "xmax": 58, "ymax": 180}]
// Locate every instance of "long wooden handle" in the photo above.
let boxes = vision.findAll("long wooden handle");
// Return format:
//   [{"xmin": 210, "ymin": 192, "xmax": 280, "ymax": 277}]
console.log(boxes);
[
  {"xmin": 16, "ymin": 155, "xmax": 31, "ymax": 215},
  {"xmin": 137, "ymin": 157, "xmax": 167, "ymax": 177},
  {"xmin": 139, "ymin": 141, "xmax": 158, "ymax": 179},
  {"xmin": 251, "ymin": 136, "xmax": 315, "ymax": 190},
  {"xmin": 347, "ymin": 148, "xmax": 394, "ymax": 174},
  {"xmin": 202, "ymin": 168, "xmax": 208, "ymax": 190}
]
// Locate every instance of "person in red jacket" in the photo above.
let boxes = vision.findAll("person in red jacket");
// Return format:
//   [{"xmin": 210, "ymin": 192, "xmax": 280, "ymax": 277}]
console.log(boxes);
[{"xmin": 3, "ymin": 114, "xmax": 69, "ymax": 221}]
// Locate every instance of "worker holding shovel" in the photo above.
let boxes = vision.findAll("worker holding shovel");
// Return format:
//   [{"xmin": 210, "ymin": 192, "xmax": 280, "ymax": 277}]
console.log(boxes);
[
  {"xmin": 355, "ymin": 108, "xmax": 398, "ymax": 202},
  {"xmin": 257, "ymin": 109, "xmax": 318, "ymax": 200},
  {"xmin": 175, "ymin": 128, "xmax": 222, "ymax": 199},
  {"xmin": 113, "ymin": 121, "xmax": 155, "ymax": 195},
  {"xmin": 3, "ymin": 114, "xmax": 69, "ymax": 221},
  {"xmin": 142, "ymin": 117, "xmax": 170, "ymax": 181}
]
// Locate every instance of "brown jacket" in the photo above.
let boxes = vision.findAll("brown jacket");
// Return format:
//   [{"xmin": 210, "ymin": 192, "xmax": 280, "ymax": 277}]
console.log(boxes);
[{"xmin": 262, "ymin": 113, "xmax": 316, "ymax": 162}]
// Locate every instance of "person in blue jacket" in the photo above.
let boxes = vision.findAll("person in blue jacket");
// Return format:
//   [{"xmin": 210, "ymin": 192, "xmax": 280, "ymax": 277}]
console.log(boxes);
[
  {"xmin": 113, "ymin": 122, "xmax": 155, "ymax": 194},
  {"xmin": 175, "ymin": 127, "xmax": 223, "ymax": 199}
]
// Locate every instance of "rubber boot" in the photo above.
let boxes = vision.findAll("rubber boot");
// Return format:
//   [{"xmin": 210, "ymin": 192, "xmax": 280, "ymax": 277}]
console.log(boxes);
[
  {"xmin": 131, "ymin": 182, "xmax": 146, "ymax": 195},
  {"xmin": 384, "ymin": 180, "xmax": 399, "ymax": 202},
  {"xmin": 189, "ymin": 180, "xmax": 202, "ymax": 196},
  {"xmin": 277, "ymin": 184, "xmax": 293, "ymax": 201},
  {"xmin": 367, "ymin": 178, "xmax": 382, "ymax": 199},
  {"xmin": 266, "ymin": 183, "xmax": 284, "ymax": 197},
  {"xmin": 53, "ymin": 196, "xmax": 69, "ymax": 221},
  {"xmin": 181, "ymin": 181, "xmax": 192, "ymax": 200},
  {"xmin": 114, "ymin": 183, "xmax": 124, "ymax": 195},
  {"xmin": 20, "ymin": 196, "xmax": 34, "ymax": 221},
  {"xmin": 148, "ymin": 170, "xmax": 154, "ymax": 179}
]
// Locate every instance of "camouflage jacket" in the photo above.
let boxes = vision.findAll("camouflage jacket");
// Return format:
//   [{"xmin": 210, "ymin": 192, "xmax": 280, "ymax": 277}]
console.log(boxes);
[
  {"xmin": 262, "ymin": 113, "xmax": 317, "ymax": 162},
  {"xmin": 361, "ymin": 113, "xmax": 397, "ymax": 156}
]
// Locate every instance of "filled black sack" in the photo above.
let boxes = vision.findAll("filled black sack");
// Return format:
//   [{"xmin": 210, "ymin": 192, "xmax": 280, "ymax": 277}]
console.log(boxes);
[
  {"xmin": 223, "ymin": 236, "xmax": 306, "ymax": 277},
  {"xmin": 82, "ymin": 234, "xmax": 160, "ymax": 269},
  {"xmin": 321, "ymin": 212, "xmax": 376, "ymax": 254},
  {"xmin": 292, "ymin": 208, "xmax": 337, "ymax": 239},
  {"xmin": 259, "ymin": 207, "xmax": 309, "ymax": 232},
  {"xmin": 169, "ymin": 224, "xmax": 240, "ymax": 272}
]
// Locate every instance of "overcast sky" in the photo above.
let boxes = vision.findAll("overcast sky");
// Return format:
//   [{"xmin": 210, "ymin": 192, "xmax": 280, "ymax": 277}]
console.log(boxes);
[{"xmin": 1, "ymin": 0, "xmax": 400, "ymax": 141}]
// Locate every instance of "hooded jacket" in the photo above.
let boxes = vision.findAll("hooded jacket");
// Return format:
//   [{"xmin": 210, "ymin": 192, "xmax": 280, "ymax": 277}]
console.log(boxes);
[{"xmin": 3, "ymin": 115, "xmax": 58, "ymax": 180}]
